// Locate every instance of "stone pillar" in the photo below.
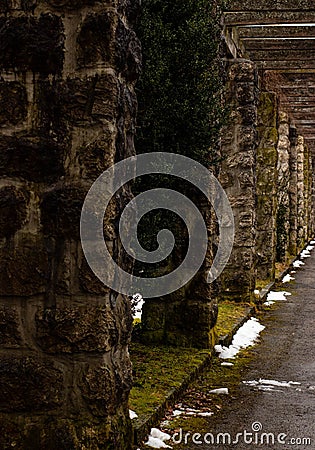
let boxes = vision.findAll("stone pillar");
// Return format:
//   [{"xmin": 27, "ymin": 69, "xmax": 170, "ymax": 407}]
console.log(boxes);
[
  {"xmin": 311, "ymin": 156, "xmax": 315, "ymax": 238},
  {"xmin": 0, "ymin": 1, "xmax": 141, "ymax": 449},
  {"xmin": 288, "ymin": 127, "xmax": 298, "ymax": 257},
  {"xmin": 219, "ymin": 60, "xmax": 258, "ymax": 302},
  {"xmin": 308, "ymin": 151, "xmax": 314, "ymax": 239},
  {"xmin": 276, "ymin": 112, "xmax": 290, "ymax": 263},
  {"xmin": 255, "ymin": 92, "xmax": 278, "ymax": 282},
  {"xmin": 303, "ymin": 141, "xmax": 314, "ymax": 242},
  {"xmin": 297, "ymin": 136, "xmax": 305, "ymax": 251},
  {"xmin": 141, "ymin": 194, "xmax": 219, "ymax": 349}
]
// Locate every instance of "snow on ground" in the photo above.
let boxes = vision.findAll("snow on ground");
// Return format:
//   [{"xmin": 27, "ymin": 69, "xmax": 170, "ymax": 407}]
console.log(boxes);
[
  {"xmin": 144, "ymin": 436, "xmax": 172, "ymax": 449},
  {"xmin": 209, "ymin": 388, "xmax": 229, "ymax": 395},
  {"xmin": 282, "ymin": 274, "xmax": 295, "ymax": 283},
  {"xmin": 243, "ymin": 379, "xmax": 301, "ymax": 392},
  {"xmin": 264, "ymin": 300, "xmax": 275, "ymax": 306},
  {"xmin": 266, "ymin": 291, "xmax": 291, "ymax": 301},
  {"xmin": 145, "ymin": 429, "xmax": 172, "ymax": 449},
  {"xmin": 215, "ymin": 318, "xmax": 265, "ymax": 360},
  {"xmin": 132, "ymin": 293, "xmax": 144, "ymax": 320},
  {"xmin": 129, "ymin": 409, "xmax": 138, "ymax": 419},
  {"xmin": 306, "ymin": 245, "xmax": 314, "ymax": 252},
  {"xmin": 293, "ymin": 260, "xmax": 305, "ymax": 268},
  {"xmin": 221, "ymin": 362, "xmax": 234, "ymax": 367},
  {"xmin": 171, "ymin": 405, "xmax": 213, "ymax": 418},
  {"xmin": 300, "ymin": 249, "xmax": 311, "ymax": 259}
]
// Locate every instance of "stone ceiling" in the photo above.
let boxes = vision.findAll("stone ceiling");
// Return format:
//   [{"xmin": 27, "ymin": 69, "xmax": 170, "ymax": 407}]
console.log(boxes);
[{"xmin": 223, "ymin": 0, "xmax": 315, "ymax": 150}]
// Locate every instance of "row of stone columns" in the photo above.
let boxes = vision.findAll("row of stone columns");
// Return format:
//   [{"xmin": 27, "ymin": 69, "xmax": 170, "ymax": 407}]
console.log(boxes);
[{"xmin": 219, "ymin": 58, "xmax": 315, "ymax": 301}]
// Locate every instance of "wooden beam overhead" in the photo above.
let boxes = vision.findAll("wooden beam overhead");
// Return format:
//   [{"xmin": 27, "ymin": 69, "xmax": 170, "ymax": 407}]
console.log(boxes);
[
  {"xmin": 243, "ymin": 39, "xmax": 315, "ymax": 51},
  {"xmin": 238, "ymin": 25, "xmax": 315, "ymax": 39},
  {"xmin": 228, "ymin": 0, "xmax": 315, "ymax": 11},
  {"xmin": 280, "ymin": 88, "xmax": 315, "ymax": 96},
  {"xmin": 224, "ymin": 11, "xmax": 315, "ymax": 26},
  {"xmin": 255, "ymin": 60, "xmax": 315, "ymax": 70}
]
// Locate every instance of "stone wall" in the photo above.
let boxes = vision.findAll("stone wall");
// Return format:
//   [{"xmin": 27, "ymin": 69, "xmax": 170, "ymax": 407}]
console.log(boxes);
[
  {"xmin": 0, "ymin": 1, "xmax": 141, "ymax": 449},
  {"xmin": 219, "ymin": 59, "xmax": 258, "ymax": 302},
  {"xmin": 255, "ymin": 92, "xmax": 278, "ymax": 282}
]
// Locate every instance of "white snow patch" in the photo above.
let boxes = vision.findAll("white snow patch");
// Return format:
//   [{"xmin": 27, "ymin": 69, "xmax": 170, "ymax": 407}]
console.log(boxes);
[
  {"xmin": 209, "ymin": 388, "xmax": 229, "ymax": 395},
  {"xmin": 132, "ymin": 293, "xmax": 144, "ymax": 320},
  {"xmin": 243, "ymin": 379, "xmax": 301, "ymax": 391},
  {"xmin": 215, "ymin": 318, "xmax": 265, "ymax": 360},
  {"xmin": 129, "ymin": 409, "xmax": 138, "ymax": 419},
  {"xmin": 172, "ymin": 410, "xmax": 184, "ymax": 417},
  {"xmin": 172, "ymin": 407, "xmax": 213, "ymax": 418},
  {"xmin": 150, "ymin": 429, "xmax": 171, "ymax": 442},
  {"xmin": 221, "ymin": 362, "xmax": 234, "ymax": 367},
  {"xmin": 293, "ymin": 260, "xmax": 305, "ymax": 268},
  {"xmin": 306, "ymin": 245, "xmax": 314, "ymax": 251},
  {"xmin": 300, "ymin": 249, "xmax": 311, "ymax": 259},
  {"xmin": 145, "ymin": 429, "xmax": 172, "ymax": 449},
  {"xmin": 310, "ymin": 240, "xmax": 315, "ymax": 245},
  {"xmin": 282, "ymin": 274, "xmax": 295, "ymax": 283},
  {"xmin": 144, "ymin": 436, "xmax": 172, "ymax": 449},
  {"xmin": 264, "ymin": 301, "xmax": 275, "ymax": 306},
  {"xmin": 267, "ymin": 291, "xmax": 291, "ymax": 301}
]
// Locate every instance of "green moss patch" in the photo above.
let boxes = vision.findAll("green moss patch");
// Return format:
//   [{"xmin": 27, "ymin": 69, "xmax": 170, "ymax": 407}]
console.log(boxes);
[
  {"xmin": 129, "ymin": 343, "xmax": 210, "ymax": 419},
  {"xmin": 130, "ymin": 301, "xmax": 251, "ymax": 422},
  {"xmin": 214, "ymin": 301, "xmax": 250, "ymax": 337}
]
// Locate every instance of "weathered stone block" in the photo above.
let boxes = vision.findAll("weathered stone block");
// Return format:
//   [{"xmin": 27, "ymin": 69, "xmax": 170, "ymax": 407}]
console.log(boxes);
[
  {"xmin": 0, "ymin": 306, "xmax": 23, "ymax": 347},
  {"xmin": 0, "ymin": 135, "xmax": 64, "ymax": 183},
  {"xmin": 257, "ymin": 92, "xmax": 278, "ymax": 128},
  {"xmin": 39, "ymin": 74, "xmax": 119, "ymax": 128},
  {"xmin": 115, "ymin": 19, "xmax": 141, "ymax": 81},
  {"xmin": 236, "ymin": 84, "xmax": 256, "ymax": 104},
  {"xmin": 41, "ymin": 187, "xmax": 85, "ymax": 238},
  {"xmin": 79, "ymin": 356, "xmax": 132, "ymax": 417},
  {"xmin": 21, "ymin": 0, "xmax": 38, "ymax": 11},
  {"xmin": 237, "ymin": 105, "xmax": 257, "ymax": 126},
  {"xmin": 0, "ymin": 414, "xmax": 131, "ymax": 450},
  {"xmin": 77, "ymin": 12, "xmax": 115, "ymax": 68},
  {"xmin": 118, "ymin": 0, "xmax": 141, "ymax": 25},
  {"xmin": 229, "ymin": 60, "xmax": 256, "ymax": 83},
  {"xmin": 79, "ymin": 256, "xmax": 110, "ymax": 294},
  {"xmin": 92, "ymin": 74, "xmax": 119, "ymax": 121},
  {"xmin": 0, "ymin": 237, "xmax": 48, "ymax": 296},
  {"xmin": 0, "ymin": 82, "xmax": 28, "ymax": 126},
  {"xmin": 46, "ymin": 0, "xmax": 98, "ymax": 9},
  {"xmin": 237, "ymin": 126, "xmax": 257, "ymax": 151},
  {"xmin": 0, "ymin": 186, "xmax": 28, "ymax": 238},
  {"xmin": 35, "ymin": 305, "xmax": 118, "ymax": 353},
  {"xmin": 0, "ymin": 14, "xmax": 64, "ymax": 74},
  {"xmin": 0, "ymin": 357, "xmax": 64, "ymax": 412}
]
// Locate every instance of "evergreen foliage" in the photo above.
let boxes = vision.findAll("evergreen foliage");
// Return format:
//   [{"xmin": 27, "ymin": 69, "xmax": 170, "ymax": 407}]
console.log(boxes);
[{"xmin": 135, "ymin": 0, "xmax": 227, "ymax": 166}]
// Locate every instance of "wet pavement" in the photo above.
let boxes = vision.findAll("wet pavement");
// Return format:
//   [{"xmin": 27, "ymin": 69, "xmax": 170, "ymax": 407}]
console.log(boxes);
[{"xmin": 144, "ymin": 248, "xmax": 315, "ymax": 449}]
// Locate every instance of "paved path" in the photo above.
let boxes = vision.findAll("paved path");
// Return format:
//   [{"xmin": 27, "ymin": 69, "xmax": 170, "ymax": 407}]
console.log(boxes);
[
  {"xmin": 207, "ymin": 251, "xmax": 315, "ymax": 449},
  {"xmin": 165, "ymin": 250, "xmax": 315, "ymax": 449}
]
